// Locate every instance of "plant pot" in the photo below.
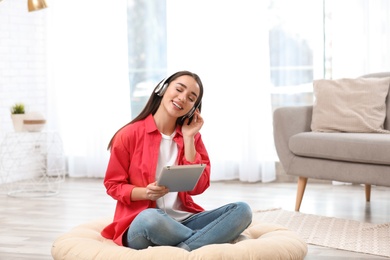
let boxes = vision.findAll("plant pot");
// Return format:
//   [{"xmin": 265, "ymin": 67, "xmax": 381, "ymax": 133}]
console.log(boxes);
[
  {"xmin": 23, "ymin": 119, "xmax": 46, "ymax": 132},
  {"xmin": 23, "ymin": 111, "xmax": 46, "ymax": 132},
  {"xmin": 11, "ymin": 114, "xmax": 26, "ymax": 132}
]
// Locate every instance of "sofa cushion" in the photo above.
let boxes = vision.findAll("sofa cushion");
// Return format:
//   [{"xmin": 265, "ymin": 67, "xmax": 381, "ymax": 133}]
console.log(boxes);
[
  {"xmin": 311, "ymin": 77, "xmax": 390, "ymax": 133},
  {"xmin": 289, "ymin": 132, "xmax": 390, "ymax": 165}
]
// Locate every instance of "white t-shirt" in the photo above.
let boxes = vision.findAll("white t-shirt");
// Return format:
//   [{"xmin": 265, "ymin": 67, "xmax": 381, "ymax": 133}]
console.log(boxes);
[{"xmin": 156, "ymin": 131, "xmax": 193, "ymax": 221}]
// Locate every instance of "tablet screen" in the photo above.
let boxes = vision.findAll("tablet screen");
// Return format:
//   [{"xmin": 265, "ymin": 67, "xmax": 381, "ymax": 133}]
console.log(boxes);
[{"xmin": 157, "ymin": 164, "xmax": 206, "ymax": 192}]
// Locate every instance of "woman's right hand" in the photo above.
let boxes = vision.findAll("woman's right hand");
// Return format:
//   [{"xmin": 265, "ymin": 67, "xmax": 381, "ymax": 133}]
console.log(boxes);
[{"xmin": 145, "ymin": 182, "xmax": 169, "ymax": 201}]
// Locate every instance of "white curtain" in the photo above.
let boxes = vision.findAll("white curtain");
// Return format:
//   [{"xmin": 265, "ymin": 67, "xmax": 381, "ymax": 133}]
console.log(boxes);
[
  {"xmin": 43, "ymin": 0, "xmax": 390, "ymax": 180},
  {"xmin": 47, "ymin": 0, "xmax": 131, "ymax": 177},
  {"xmin": 330, "ymin": 0, "xmax": 390, "ymax": 78},
  {"xmin": 166, "ymin": 0, "xmax": 276, "ymax": 182}
]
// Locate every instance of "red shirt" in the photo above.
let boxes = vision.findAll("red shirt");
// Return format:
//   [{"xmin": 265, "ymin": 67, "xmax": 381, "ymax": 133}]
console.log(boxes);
[{"xmin": 101, "ymin": 114, "xmax": 211, "ymax": 245}]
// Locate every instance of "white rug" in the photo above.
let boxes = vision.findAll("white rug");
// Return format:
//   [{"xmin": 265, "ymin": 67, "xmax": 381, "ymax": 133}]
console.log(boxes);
[{"xmin": 252, "ymin": 208, "xmax": 390, "ymax": 258}]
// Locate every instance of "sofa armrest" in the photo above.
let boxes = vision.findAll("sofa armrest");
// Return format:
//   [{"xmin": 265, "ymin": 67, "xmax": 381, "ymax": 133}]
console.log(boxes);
[{"xmin": 273, "ymin": 106, "xmax": 313, "ymax": 173}]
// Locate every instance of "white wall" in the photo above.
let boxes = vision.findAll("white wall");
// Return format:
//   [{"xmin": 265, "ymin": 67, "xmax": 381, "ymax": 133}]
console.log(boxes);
[
  {"xmin": 0, "ymin": 0, "xmax": 48, "ymax": 135},
  {"xmin": 1, "ymin": 0, "xmax": 130, "ymax": 180}
]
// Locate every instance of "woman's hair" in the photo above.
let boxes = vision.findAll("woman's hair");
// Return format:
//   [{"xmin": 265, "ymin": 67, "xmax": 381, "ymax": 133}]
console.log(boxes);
[{"xmin": 107, "ymin": 70, "xmax": 204, "ymax": 150}]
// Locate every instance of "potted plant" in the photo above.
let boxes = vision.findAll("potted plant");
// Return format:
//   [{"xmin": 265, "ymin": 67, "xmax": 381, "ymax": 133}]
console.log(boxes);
[{"xmin": 10, "ymin": 103, "xmax": 26, "ymax": 132}]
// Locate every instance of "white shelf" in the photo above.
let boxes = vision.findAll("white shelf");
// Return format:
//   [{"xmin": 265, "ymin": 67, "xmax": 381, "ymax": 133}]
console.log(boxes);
[{"xmin": 0, "ymin": 132, "xmax": 66, "ymax": 197}]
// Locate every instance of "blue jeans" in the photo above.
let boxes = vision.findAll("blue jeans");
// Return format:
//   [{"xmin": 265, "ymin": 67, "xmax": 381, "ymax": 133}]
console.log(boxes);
[{"xmin": 123, "ymin": 202, "xmax": 252, "ymax": 251}]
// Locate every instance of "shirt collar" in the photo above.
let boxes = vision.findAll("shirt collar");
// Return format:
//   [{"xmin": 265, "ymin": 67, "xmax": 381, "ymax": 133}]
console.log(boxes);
[
  {"xmin": 145, "ymin": 114, "xmax": 158, "ymax": 134},
  {"xmin": 145, "ymin": 114, "xmax": 183, "ymax": 137}
]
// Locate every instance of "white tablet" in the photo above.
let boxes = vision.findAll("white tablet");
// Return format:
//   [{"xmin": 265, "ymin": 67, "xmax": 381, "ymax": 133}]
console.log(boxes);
[{"xmin": 157, "ymin": 164, "xmax": 206, "ymax": 192}]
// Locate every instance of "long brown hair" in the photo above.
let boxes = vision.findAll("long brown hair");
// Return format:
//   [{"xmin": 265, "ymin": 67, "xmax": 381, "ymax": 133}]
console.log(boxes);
[{"xmin": 107, "ymin": 70, "xmax": 204, "ymax": 150}]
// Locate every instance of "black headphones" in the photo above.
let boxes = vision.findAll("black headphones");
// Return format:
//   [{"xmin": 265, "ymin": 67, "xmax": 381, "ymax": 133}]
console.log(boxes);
[{"xmin": 154, "ymin": 73, "xmax": 202, "ymax": 124}]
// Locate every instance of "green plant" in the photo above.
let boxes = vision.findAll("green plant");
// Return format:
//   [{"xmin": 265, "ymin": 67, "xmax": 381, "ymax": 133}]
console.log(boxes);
[{"xmin": 10, "ymin": 103, "xmax": 25, "ymax": 114}]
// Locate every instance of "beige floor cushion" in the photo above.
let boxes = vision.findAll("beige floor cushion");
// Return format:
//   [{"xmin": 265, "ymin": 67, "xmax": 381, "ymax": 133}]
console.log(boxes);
[{"xmin": 51, "ymin": 218, "xmax": 307, "ymax": 260}]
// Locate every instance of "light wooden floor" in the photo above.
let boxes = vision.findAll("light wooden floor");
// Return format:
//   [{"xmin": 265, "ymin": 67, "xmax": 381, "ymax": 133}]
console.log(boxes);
[{"xmin": 0, "ymin": 177, "xmax": 389, "ymax": 259}]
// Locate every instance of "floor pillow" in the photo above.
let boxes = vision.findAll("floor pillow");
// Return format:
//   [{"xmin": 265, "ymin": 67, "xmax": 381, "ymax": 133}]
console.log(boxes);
[{"xmin": 51, "ymin": 217, "xmax": 308, "ymax": 260}]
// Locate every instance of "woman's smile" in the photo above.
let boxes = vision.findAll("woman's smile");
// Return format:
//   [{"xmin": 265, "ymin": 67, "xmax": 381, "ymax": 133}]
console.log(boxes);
[{"xmin": 172, "ymin": 101, "xmax": 184, "ymax": 110}]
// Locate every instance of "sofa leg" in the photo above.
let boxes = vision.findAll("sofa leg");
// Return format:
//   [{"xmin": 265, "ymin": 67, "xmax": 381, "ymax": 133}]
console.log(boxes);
[
  {"xmin": 365, "ymin": 184, "xmax": 371, "ymax": 202},
  {"xmin": 295, "ymin": 177, "xmax": 308, "ymax": 212}
]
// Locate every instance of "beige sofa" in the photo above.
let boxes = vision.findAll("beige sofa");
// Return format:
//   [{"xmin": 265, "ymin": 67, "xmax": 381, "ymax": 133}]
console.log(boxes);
[{"xmin": 273, "ymin": 72, "xmax": 390, "ymax": 211}]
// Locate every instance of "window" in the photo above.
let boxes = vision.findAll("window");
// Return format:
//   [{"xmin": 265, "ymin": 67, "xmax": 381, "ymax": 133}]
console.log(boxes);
[
  {"xmin": 126, "ymin": 1, "xmax": 389, "ymax": 115},
  {"xmin": 127, "ymin": 0, "xmax": 167, "ymax": 118},
  {"xmin": 268, "ymin": 0, "xmax": 324, "ymax": 109},
  {"xmin": 126, "ymin": 0, "xmax": 325, "ymax": 115}
]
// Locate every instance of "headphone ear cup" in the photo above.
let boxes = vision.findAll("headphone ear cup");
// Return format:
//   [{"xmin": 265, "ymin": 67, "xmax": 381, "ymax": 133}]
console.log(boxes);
[
  {"xmin": 155, "ymin": 81, "xmax": 166, "ymax": 96},
  {"xmin": 158, "ymin": 83, "xmax": 168, "ymax": 96},
  {"xmin": 187, "ymin": 107, "xmax": 196, "ymax": 118},
  {"xmin": 155, "ymin": 76, "xmax": 170, "ymax": 96}
]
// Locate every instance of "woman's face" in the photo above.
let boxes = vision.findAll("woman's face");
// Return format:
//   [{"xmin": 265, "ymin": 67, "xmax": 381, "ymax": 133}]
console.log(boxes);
[{"xmin": 160, "ymin": 75, "xmax": 200, "ymax": 118}]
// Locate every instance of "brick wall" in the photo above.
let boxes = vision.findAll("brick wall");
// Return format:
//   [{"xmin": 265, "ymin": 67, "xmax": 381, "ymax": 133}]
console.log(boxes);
[{"xmin": 0, "ymin": 0, "xmax": 48, "ymax": 136}]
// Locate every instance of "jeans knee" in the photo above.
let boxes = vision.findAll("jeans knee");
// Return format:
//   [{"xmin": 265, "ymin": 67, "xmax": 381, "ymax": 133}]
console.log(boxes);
[
  {"xmin": 133, "ymin": 208, "xmax": 164, "ymax": 230},
  {"xmin": 236, "ymin": 202, "xmax": 252, "ymax": 225}
]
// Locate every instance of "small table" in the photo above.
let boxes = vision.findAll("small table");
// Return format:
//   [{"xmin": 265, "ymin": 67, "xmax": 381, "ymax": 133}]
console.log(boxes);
[{"xmin": 0, "ymin": 132, "xmax": 66, "ymax": 197}]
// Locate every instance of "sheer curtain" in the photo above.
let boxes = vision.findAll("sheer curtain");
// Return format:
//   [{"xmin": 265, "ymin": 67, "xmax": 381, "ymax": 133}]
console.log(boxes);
[
  {"xmin": 47, "ymin": 0, "xmax": 131, "ymax": 177},
  {"xmin": 329, "ymin": 0, "xmax": 390, "ymax": 78},
  {"xmin": 43, "ymin": 0, "xmax": 390, "ymax": 180},
  {"xmin": 166, "ymin": 0, "xmax": 276, "ymax": 182}
]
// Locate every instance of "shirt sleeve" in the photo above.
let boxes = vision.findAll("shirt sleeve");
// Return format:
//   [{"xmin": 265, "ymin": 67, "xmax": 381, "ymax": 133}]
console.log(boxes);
[
  {"xmin": 182, "ymin": 133, "xmax": 211, "ymax": 195},
  {"xmin": 103, "ymin": 131, "xmax": 135, "ymax": 206}
]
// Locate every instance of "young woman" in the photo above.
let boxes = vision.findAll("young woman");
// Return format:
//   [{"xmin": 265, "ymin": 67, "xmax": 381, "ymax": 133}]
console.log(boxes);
[{"xmin": 101, "ymin": 70, "xmax": 252, "ymax": 251}]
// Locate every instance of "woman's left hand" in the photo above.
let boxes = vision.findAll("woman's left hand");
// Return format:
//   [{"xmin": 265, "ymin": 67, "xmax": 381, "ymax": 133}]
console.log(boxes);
[{"xmin": 182, "ymin": 109, "xmax": 204, "ymax": 137}]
